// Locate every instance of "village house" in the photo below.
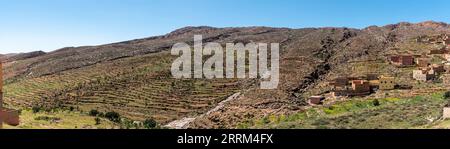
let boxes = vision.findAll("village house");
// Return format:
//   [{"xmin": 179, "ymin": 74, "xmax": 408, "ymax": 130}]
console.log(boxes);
[
  {"xmin": 330, "ymin": 78, "xmax": 372, "ymax": 97},
  {"xmin": 413, "ymin": 68, "xmax": 435, "ymax": 81},
  {"xmin": 379, "ymin": 76, "xmax": 395, "ymax": 90},
  {"xmin": 351, "ymin": 80, "xmax": 371, "ymax": 92},
  {"xmin": 329, "ymin": 77, "xmax": 359, "ymax": 90},
  {"xmin": 366, "ymin": 74, "xmax": 379, "ymax": 81},
  {"xmin": 389, "ymin": 55, "xmax": 415, "ymax": 67},
  {"xmin": 308, "ymin": 96, "xmax": 325, "ymax": 105},
  {"xmin": 415, "ymin": 57, "xmax": 431, "ymax": 67},
  {"xmin": 429, "ymin": 48, "xmax": 449, "ymax": 55},
  {"xmin": 431, "ymin": 64, "xmax": 446, "ymax": 74},
  {"xmin": 444, "ymin": 104, "xmax": 450, "ymax": 119}
]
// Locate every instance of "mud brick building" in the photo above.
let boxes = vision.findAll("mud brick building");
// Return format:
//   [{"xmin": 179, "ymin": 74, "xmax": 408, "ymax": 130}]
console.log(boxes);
[
  {"xmin": 444, "ymin": 104, "xmax": 450, "ymax": 119},
  {"xmin": 430, "ymin": 48, "xmax": 449, "ymax": 55},
  {"xmin": 431, "ymin": 64, "xmax": 446, "ymax": 74},
  {"xmin": 413, "ymin": 68, "xmax": 435, "ymax": 81},
  {"xmin": 351, "ymin": 80, "xmax": 370, "ymax": 92},
  {"xmin": 329, "ymin": 77, "xmax": 359, "ymax": 90},
  {"xmin": 379, "ymin": 76, "xmax": 395, "ymax": 90},
  {"xmin": 416, "ymin": 57, "xmax": 431, "ymax": 67},
  {"xmin": 389, "ymin": 55, "xmax": 415, "ymax": 67},
  {"xmin": 308, "ymin": 96, "xmax": 325, "ymax": 105}
]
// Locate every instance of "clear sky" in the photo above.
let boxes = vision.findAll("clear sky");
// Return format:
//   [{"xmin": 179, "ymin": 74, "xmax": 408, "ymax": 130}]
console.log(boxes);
[{"xmin": 0, "ymin": 0, "xmax": 449, "ymax": 54}]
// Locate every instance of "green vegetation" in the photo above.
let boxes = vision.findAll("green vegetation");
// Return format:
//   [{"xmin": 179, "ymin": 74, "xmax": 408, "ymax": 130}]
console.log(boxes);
[
  {"xmin": 444, "ymin": 91, "xmax": 450, "ymax": 99},
  {"xmin": 143, "ymin": 119, "xmax": 158, "ymax": 129},
  {"xmin": 89, "ymin": 109, "xmax": 100, "ymax": 116},
  {"xmin": 4, "ymin": 109, "xmax": 118, "ymax": 129},
  {"xmin": 105, "ymin": 112, "xmax": 121, "ymax": 123},
  {"xmin": 241, "ymin": 92, "xmax": 448, "ymax": 129}
]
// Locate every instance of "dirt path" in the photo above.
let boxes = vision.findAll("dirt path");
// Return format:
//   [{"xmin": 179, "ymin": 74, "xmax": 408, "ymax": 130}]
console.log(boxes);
[{"xmin": 165, "ymin": 92, "xmax": 241, "ymax": 129}]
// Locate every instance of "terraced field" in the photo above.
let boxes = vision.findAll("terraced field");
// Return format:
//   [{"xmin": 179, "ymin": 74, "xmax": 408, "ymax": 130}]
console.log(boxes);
[{"xmin": 4, "ymin": 51, "xmax": 248, "ymax": 124}]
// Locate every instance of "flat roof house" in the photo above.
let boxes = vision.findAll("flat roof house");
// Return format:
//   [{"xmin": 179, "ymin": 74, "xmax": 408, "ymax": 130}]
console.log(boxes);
[
  {"xmin": 444, "ymin": 103, "xmax": 450, "ymax": 119},
  {"xmin": 416, "ymin": 57, "xmax": 431, "ymax": 68},
  {"xmin": 379, "ymin": 76, "xmax": 395, "ymax": 90},
  {"xmin": 351, "ymin": 80, "xmax": 371, "ymax": 93},
  {"xmin": 413, "ymin": 68, "xmax": 435, "ymax": 81},
  {"xmin": 309, "ymin": 96, "xmax": 326, "ymax": 105},
  {"xmin": 431, "ymin": 64, "xmax": 446, "ymax": 74},
  {"xmin": 430, "ymin": 49, "xmax": 449, "ymax": 55},
  {"xmin": 389, "ymin": 55, "xmax": 414, "ymax": 67}
]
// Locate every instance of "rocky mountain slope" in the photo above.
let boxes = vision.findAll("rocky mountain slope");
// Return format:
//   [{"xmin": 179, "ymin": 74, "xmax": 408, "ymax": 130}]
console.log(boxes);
[{"xmin": 3, "ymin": 21, "xmax": 450, "ymax": 129}]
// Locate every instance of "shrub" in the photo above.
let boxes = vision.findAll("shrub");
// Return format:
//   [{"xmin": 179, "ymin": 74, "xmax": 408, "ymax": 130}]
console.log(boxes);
[
  {"xmin": 143, "ymin": 119, "xmax": 158, "ymax": 129},
  {"xmin": 97, "ymin": 112, "xmax": 105, "ymax": 117},
  {"xmin": 89, "ymin": 109, "xmax": 100, "ymax": 116},
  {"xmin": 105, "ymin": 111, "xmax": 121, "ymax": 123},
  {"xmin": 34, "ymin": 116, "xmax": 61, "ymax": 122},
  {"xmin": 94, "ymin": 118, "xmax": 101, "ymax": 125},
  {"xmin": 32, "ymin": 106, "xmax": 41, "ymax": 113},
  {"xmin": 312, "ymin": 118, "xmax": 330, "ymax": 126},
  {"xmin": 444, "ymin": 91, "xmax": 450, "ymax": 99},
  {"xmin": 373, "ymin": 99, "xmax": 381, "ymax": 106}
]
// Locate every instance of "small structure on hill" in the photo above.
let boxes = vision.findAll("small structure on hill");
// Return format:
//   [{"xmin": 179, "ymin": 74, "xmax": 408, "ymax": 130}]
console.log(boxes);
[
  {"xmin": 416, "ymin": 57, "xmax": 431, "ymax": 68},
  {"xmin": 351, "ymin": 80, "xmax": 371, "ymax": 92},
  {"xmin": 431, "ymin": 64, "xmax": 446, "ymax": 74},
  {"xmin": 308, "ymin": 96, "xmax": 325, "ymax": 105},
  {"xmin": 429, "ymin": 48, "xmax": 449, "ymax": 55},
  {"xmin": 443, "ymin": 103, "xmax": 450, "ymax": 119},
  {"xmin": 329, "ymin": 77, "xmax": 359, "ymax": 90},
  {"xmin": 379, "ymin": 76, "xmax": 395, "ymax": 90},
  {"xmin": 331, "ymin": 79, "xmax": 372, "ymax": 97},
  {"xmin": 413, "ymin": 68, "xmax": 435, "ymax": 81},
  {"xmin": 389, "ymin": 55, "xmax": 415, "ymax": 67}
]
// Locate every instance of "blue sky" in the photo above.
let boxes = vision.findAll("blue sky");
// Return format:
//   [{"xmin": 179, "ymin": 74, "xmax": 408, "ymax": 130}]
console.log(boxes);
[{"xmin": 0, "ymin": 0, "xmax": 449, "ymax": 54}]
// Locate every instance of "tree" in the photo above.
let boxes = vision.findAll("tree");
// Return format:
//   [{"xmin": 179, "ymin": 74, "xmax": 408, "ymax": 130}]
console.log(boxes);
[
  {"xmin": 373, "ymin": 99, "xmax": 381, "ymax": 106},
  {"xmin": 89, "ymin": 109, "xmax": 100, "ymax": 116},
  {"xmin": 32, "ymin": 106, "xmax": 41, "ymax": 113},
  {"xmin": 143, "ymin": 119, "xmax": 158, "ymax": 129},
  {"xmin": 94, "ymin": 118, "xmax": 101, "ymax": 125},
  {"xmin": 444, "ymin": 91, "xmax": 450, "ymax": 99},
  {"xmin": 105, "ymin": 111, "xmax": 121, "ymax": 123}
]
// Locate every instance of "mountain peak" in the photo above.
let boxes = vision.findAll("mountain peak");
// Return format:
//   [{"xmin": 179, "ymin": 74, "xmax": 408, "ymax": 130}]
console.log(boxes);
[{"xmin": 415, "ymin": 21, "xmax": 448, "ymax": 28}]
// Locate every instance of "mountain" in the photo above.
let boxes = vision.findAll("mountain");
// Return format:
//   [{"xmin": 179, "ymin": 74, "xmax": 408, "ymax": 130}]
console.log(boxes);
[
  {"xmin": 3, "ymin": 21, "xmax": 450, "ymax": 129},
  {"xmin": 3, "ymin": 51, "xmax": 46, "ymax": 62}
]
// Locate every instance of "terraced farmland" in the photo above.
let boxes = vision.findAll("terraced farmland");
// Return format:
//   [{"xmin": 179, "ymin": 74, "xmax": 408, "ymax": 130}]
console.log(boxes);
[{"xmin": 3, "ymin": 51, "xmax": 248, "ymax": 124}]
